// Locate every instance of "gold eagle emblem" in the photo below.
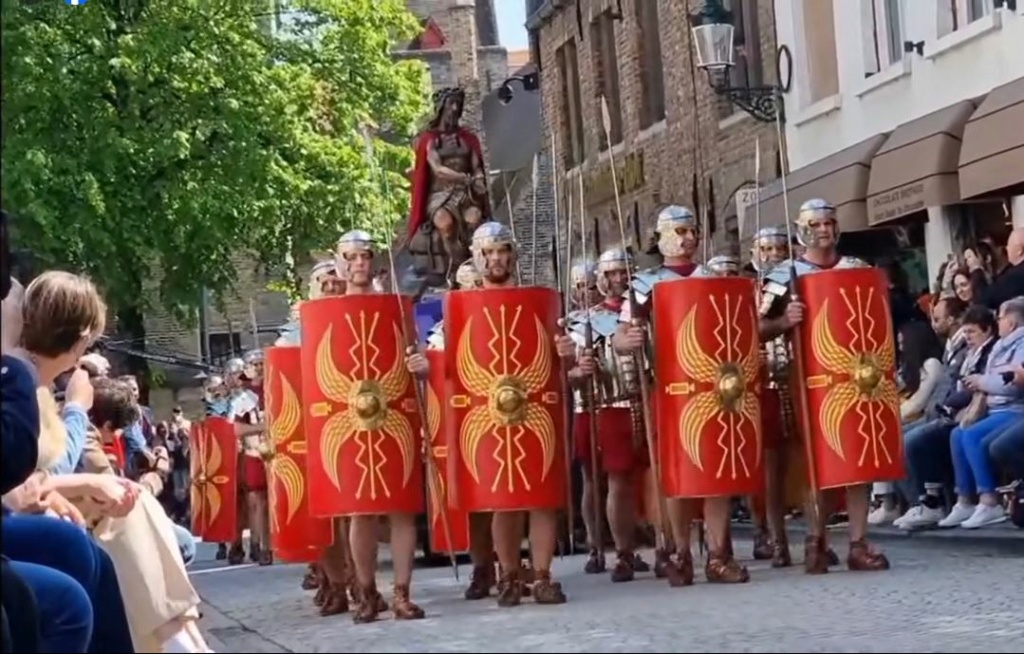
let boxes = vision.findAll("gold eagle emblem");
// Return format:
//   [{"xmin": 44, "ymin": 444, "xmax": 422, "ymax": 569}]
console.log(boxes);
[
  {"xmin": 453, "ymin": 304, "xmax": 556, "ymax": 493},
  {"xmin": 809, "ymin": 287, "xmax": 898, "ymax": 466},
  {"xmin": 313, "ymin": 311, "xmax": 415, "ymax": 499},
  {"xmin": 673, "ymin": 294, "xmax": 761, "ymax": 479}
]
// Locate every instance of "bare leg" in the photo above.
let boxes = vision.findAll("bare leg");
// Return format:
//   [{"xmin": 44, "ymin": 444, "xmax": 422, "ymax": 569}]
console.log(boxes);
[
  {"xmin": 349, "ymin": 515, "xmax": 384, "ymax": 623},
  {"xmin": 644, "ymin": 467, "xmax": 677, "ymax": 579},
  {"xmin": 846, "ymin": 484, "xmax": 890, "ymax": 571},
  {"xmin": 606, "ymin": 472, "xmax": 638, "ymax": 581},
  {"xmin": 250, "ymin": 491, "xmax": 272, "ymax": 565},
  {"xmin": 703, "ymin": 496, "xmax": 749, "ymax": 583},
  {"xmin": 580, "ymin": 472, "xmax": 605, "ymax": 573},
  {"xmin": 388, "ymin": 513, "xmax": 425, "ymax": 620},
  {"xmin": 491, "ymin": 511, "xmax": 527, "ymax": 607},
  {"xmin": 464, "ymin": 512, "xmax": 495, "ymax": 599},
  {"xmin": 763, "ymin": 448, "xmax": 792, "ymax": 567},
  {"xmin": 316, "ymin": 519, "xmax": 350, "ymax": 616},
  {"xmin": 527, "ymin": 509, "xmax": 566, "ymax": 604},
  {"xmin": 662, "ymin": 497, "xmax": 696, "ymax": 587}
]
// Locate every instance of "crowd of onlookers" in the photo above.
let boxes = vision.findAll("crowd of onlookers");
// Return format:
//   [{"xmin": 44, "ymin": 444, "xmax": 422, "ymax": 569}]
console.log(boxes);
[
  {"xmin": 2, "ymin": 213, "xmax": 213, "ymax": 653},
  {"xmin": 871, "ymin": 228, "xmax": 1024, "ymax": 530}
]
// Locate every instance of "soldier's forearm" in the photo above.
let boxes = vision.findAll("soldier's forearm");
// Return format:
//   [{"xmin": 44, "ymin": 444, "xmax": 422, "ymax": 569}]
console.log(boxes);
[
  {"xmin": 236, "ymin": 423, "xmax": 264, "ymax": 437},
  {"xmin": 430, "ymin": 162, "xmax": 468, "ymax": 182},
  {"xmin": 759, "ymin": 317, "xmax": 791, "ymax": 341}
]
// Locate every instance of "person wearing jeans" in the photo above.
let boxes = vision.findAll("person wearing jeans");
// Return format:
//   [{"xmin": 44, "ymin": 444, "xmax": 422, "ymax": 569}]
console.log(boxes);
[
  {"xmin": 2, "ymin": 513, "xmax": 136, "ymax": 653},
  {"xmin": 988, "ymin": 409, "xmax": 1024, "ymax": 478},
  {"xmin": 7, "ymin": 559, "xmax": 93, "ymax": 653},
  {"xmin": 940, "ymin": 297, "xmax": 1024, "ymax": 529}
]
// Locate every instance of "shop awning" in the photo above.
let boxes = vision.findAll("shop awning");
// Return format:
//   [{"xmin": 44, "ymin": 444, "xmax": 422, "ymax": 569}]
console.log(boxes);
[
  {"xmin": 959, "ymin": 77, "xmax": 1024, "ymax": 199},
  {"xmin": 748, "ymin": 134, "xmax": 886, "ymax": 241},
  {"xmin": 866, "ymin": 100, "xmax": 976, "ymax": 225}
]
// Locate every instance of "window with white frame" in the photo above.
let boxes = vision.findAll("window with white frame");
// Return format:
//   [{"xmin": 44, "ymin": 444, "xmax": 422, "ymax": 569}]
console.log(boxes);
[
  {"xmin": 938, "ymin": 0, "xmax": 992, "ymax": 36},
  {"xmin": 862, "ymin": 0, "xmax": 904, "ymax": 77}
]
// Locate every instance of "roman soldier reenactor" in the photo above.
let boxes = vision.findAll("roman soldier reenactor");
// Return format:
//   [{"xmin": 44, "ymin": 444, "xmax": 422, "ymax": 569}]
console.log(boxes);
[
  {"xmin": 300, "ymin": 229, "xmax": 432, "ymax": 623},
  {"xmin": 443, "ymin": 221, "xmax": 578, "ymax": 607},
  {"xmin": 567, "ymin": 249, "xmax": 652, "ymax": 582},
  {"xmin": 758, "ymin": 199, "xmax": 898, "ymax": 574}
]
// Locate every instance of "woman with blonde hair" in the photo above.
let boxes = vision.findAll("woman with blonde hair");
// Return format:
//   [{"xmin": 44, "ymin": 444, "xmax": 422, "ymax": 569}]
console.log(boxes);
[{"xmin": 4, "ymin": 271, "xmax": 212, "ymax": 653}]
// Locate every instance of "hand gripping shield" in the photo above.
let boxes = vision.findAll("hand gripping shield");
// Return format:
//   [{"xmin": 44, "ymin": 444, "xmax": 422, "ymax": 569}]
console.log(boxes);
[
  {"xmin": 791, "ymin": 267, "xmax": 903, "ymax": 489},
  {"xmin": 190, "ymin": 417, "xmax": 239, "ymax": 542},
  {"xmin": 424, "ymin": 349, "xmax": 471, "ymax": 553},
  {"xmin": 264, "ymin": 346, "xmax": 334, "ymax": 561},
  {"xmin": 444, "ymin": 287, "xmax": 567, "ymax": 512},
  {"xmin": 300, "ymin": 294, "xmax": 424, "ymax": 517},
  {"xmin": 652, "ymin": 277, "xmax": 764, "ymax": 498}
]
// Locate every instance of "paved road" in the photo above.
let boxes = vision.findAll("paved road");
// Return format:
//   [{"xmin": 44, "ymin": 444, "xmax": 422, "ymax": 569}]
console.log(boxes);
[{"xmin": 192, "ymin": 536, "xmax": 1023, "ymax": 653}]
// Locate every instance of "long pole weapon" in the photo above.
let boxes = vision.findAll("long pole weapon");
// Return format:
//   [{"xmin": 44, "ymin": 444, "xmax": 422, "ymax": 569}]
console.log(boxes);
[
  {"xmin": 772, "ymin": 91, "xmax": 823, "ymax": 524},
  {"xmin": 560, "ymin": 171, "xmax": 577, "ymax": 557},
  {"xmin": 577, "ymin": 173, "xmax": 605, "ymax": 567},
  {"xmin": 367, "ymin": 132, "xmax": 460, "ymax": 581},
  {"xmin": 599, "ymin": 96, "xmax": 670, "ymax": 550},
  {"xmin": 501, "ymin": 171, "xmax": 524, "ymax": 282}
]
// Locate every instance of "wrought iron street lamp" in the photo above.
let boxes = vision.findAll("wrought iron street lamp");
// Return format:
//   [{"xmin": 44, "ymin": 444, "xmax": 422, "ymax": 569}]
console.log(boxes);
[
  {"xmin": 689, "ymin": 0, "xmax": 788, "ymax": 123},
  {"xmin": 497, "ymin": 71, "xmax": 540, "ymax": 105}
]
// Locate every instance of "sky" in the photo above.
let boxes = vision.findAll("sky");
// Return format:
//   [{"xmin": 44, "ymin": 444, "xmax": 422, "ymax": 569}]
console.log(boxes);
[{"xmin": 495, "ymin": 0, "xmax": 529, "ymax": 50}]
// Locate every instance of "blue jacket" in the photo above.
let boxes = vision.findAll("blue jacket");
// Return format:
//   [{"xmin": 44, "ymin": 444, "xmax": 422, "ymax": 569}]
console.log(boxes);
[{"xmin": 1, "ymin": 356, "xmax": 39, "ymax": 495}]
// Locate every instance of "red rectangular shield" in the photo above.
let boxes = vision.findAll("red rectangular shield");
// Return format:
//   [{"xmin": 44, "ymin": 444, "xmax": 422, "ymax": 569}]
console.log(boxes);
[
  {"xmin": 444, "ymin": 287, "xmax": 567, "ymax": 512},
  {"xmin": 424, "ymin": 349, "xmax": 470, "ymax": 553},
  {"xmin": 190, "ymin": 417, "xmax": 239, "ymax": 542},
  {"xmin": 652, "ymin": 277, "xmax": 765, "ymax": 499},
  {"xmin": 791, "ymin": 267, "xmax": 903, "ymax": 490},
  {"xmin": 300, "ymin": 294, "xmax": 424, "ymax": 517},
  {"xmin": 264, "ymin": 345, "xmax": 334, "ymax": 562}
]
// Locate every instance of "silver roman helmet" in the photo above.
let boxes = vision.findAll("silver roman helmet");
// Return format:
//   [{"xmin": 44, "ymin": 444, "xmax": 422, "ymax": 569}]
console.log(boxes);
[
  {"xmin": 655, "ymin": 205, "xmax": 698, "ymax": 257},
  {"xmin": 242, "ymin": 348, "xmax": 264, "ymax": 380},
  {"xmin": 705, "ymin": 254, "xmax": 741, "ymax": 277},
  {"xmin": 308, "ymin": 259, "xmax": 336, "ymax": 300},
  {"xmin": 335, "ymin": 229, "xmax": 376, "ymax": 281},
  {"xmin": 751, "ymin": 226, "xmax": 790, "ymax": 271},
  {"xmin": 455, "ymin": 258, "xmax": 481, "ymax": 289},
  {"xmin": 570, "ymin": 259, "xmax": 597, "ymax": 308},
  {"xmin": 794, "ymin": 198, "xmax": 838, "ymax": 248},
  {"xmin": 470, "ymin": 221, "xmax": 516, "ymax": 273},
  {"xmin": 203, "ymin": 374, "xmax": 226, "ymax": 403},
  {"xmin": 223, "ymin": 357, "xmax": 246, "ymax": 380},
  {"xmin": 596, "ymin": 247, "xmax": 630, "ymax": 295}
]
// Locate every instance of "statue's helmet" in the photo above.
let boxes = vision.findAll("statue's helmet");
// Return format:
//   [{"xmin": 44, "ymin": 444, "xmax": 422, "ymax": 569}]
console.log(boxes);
[
  {"xmin": 654, "ymin": 205, "xmax": 698, "ymax": 257},
  {"xmin": 430, "ymin": 87, "xmax": 466, "ymax": 126}
]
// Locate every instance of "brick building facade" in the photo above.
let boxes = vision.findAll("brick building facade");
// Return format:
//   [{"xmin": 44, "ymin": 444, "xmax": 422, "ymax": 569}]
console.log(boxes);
[{"xmin": 528, "ymin": 0, "xmax": 782, "ymax": 259}]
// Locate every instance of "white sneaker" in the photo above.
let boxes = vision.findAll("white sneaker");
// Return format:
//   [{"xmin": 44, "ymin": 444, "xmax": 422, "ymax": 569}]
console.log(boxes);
[
  {"xmin": 897, "ymin": 505, "xmax": 946, "ymax": 530},
  {"xmin": 960, "ymin": 503, "xmax": 1007, "ymax": 529},
  {"xmin": 937, "ymin": 502, "xmax": 976, "ymax": 528},
  {"xmin": 868, "ymin": 505, "xmax": 900, "ymax": 525}
]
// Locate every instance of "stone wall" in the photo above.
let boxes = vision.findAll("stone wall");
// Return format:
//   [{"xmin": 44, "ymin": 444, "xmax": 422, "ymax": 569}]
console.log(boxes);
[{"xmin": 533, "ymin": 0, "xmax": 782, "ymax": 260}]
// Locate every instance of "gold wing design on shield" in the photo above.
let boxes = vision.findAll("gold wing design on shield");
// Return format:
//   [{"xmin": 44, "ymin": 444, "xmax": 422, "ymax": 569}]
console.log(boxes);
[
  {"xmin": 811, "ymin": 295, "xmax": 900, "ymax": 462},
  {"xmin": 268, "ymin": 371, "xmax": 304, "ymax": 528},
  {"xmin": 674, "ymin": 297, "xmax": 761, "ymax": 473},
  {"xmin": 315, "ymin": 318, "xmax": 417, "ymax": 491},
  {"xmin": 455, "ymin": 310, "xmax": 558, "ymax": 485},
  {"xmin": 202, "ymin": 429, "xmax": 224, "ymax": 526}
]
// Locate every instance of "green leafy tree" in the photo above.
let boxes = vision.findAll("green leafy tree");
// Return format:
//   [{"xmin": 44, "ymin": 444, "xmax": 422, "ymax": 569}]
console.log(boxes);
[{"xmin": 2, "ymin": 0, "xmax": 428, "ymax": 335}]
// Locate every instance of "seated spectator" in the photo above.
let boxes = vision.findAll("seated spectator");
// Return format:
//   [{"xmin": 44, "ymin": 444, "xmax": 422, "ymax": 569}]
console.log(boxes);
[
  {"xmin": 987, "ymin": 341, "xmax": 1024, "ymax": 480},
  {"xmin": 871, "ymin": 320, "xmax": 944, "ymax": 524},
  {"xmin": 8, "ymin": 271, "xmax": 211, "ymax": 652},
  {"xmin": 941, "ymin": 297, "xmax": 1024, "ymax": 529},
  {"xmin": 3, "ymin": 275, "xmax": 92, "ymax": 653},
  {"xmin": 895, "ymin": 306, "xmax": 997, "ymax": 530}
]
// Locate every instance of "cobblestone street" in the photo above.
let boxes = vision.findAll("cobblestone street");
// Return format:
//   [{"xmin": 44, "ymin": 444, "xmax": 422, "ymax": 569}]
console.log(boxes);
[{"xmin": 193, "ymin": 534, "xmax": 1023, "ymax": 653}]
